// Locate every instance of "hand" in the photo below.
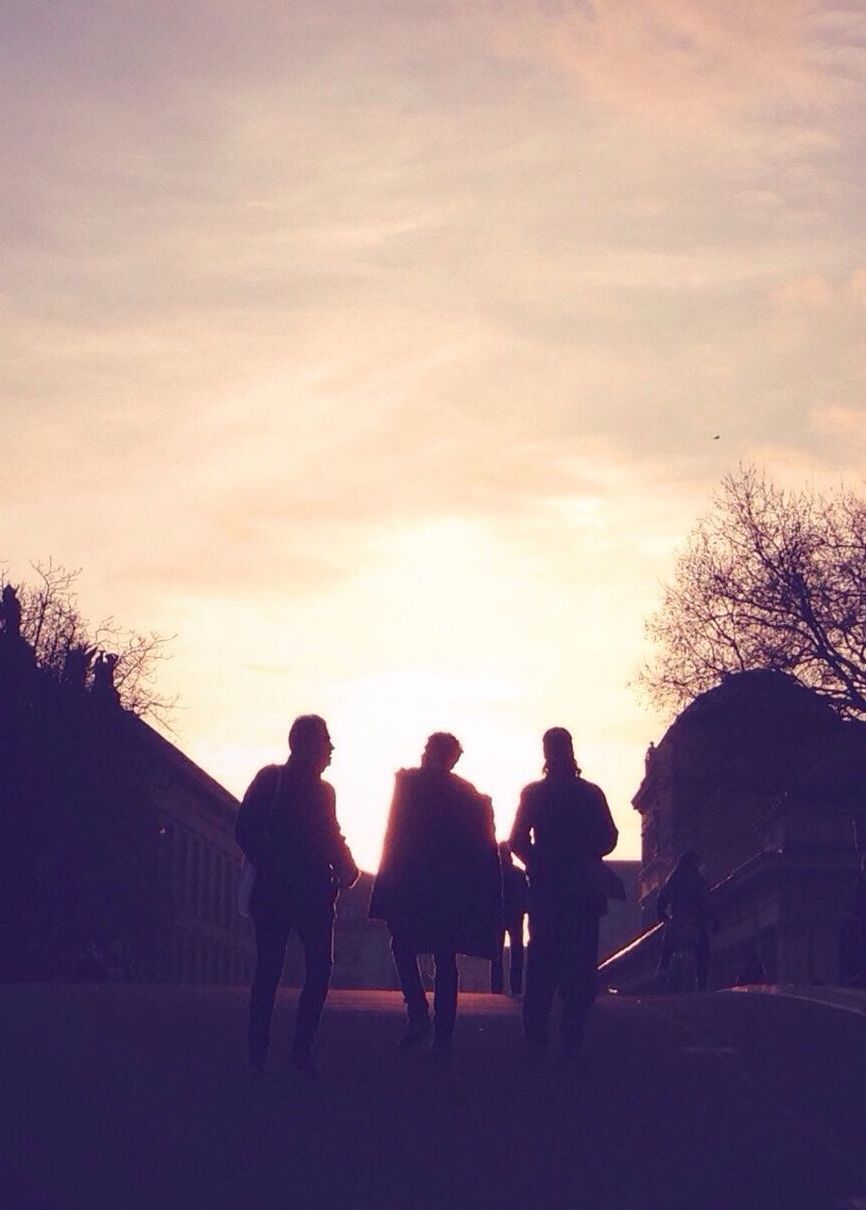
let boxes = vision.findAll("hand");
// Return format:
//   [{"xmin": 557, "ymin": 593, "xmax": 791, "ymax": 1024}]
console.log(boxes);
[{"xmin": 335, "ymin": 863, "xmax": 360, "ymax": 890}]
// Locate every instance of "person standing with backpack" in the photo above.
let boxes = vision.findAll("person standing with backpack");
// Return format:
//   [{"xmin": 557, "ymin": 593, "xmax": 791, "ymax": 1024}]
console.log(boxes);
[{"xmin": 236, "ymin": 715, "xmax": 359, "ymax": 1075}]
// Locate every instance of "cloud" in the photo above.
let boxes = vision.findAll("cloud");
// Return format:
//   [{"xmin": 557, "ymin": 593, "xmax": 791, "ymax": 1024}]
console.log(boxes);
[
  {"xmin": 479, "ymin": 0, "xmax": 863, "ymax": 125},
  {"xmin": 809, "ymin": 403, "xmax": 866, "ymax": 440},
  {"xmin": 772, "ymin": 274, "xmax": 834, "ymax": 311},
  {"xmin": 848, "ymin": 268, "xmax": 866, "ymax": 304}
]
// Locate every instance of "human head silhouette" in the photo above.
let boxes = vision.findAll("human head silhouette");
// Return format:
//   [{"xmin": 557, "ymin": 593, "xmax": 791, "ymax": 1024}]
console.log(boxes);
[
  {"xmin": 288, "ymin": 714, "xmax": 333, "ymax": 773},
  {"xmin": 542, "ymin": 726, "xmax": 579, "ymax": 777},
  {"xmin": 422, "ymin": 732, "xmax": 462, "ymax": 771}
]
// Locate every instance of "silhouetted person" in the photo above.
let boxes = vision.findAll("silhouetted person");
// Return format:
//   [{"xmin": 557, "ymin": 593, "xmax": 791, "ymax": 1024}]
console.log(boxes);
[
  {"xmin": 236, "ymin": 715, "xmax": 359, "ymax": 1074},
  {"xmin": 657, "ymin": 850, "xmax": 711, "ymax": 991},
  {"xmin": 491, "ymin": 841, "xmax": 527, "ymax": 995},
  {"xmin": 510, "ymin": 727, "xmax": 618, "ymax": 1057},
  {"xmin": 92, "ymin": 651, "xmax": 120, "ymax": 707},
  {"xmin": 0, "ymin": 584, "xmax": 22, "ymax": 639},
  {"xmin": 370, "ymin": 732, "xmax": 500, "ymax": 1053}
]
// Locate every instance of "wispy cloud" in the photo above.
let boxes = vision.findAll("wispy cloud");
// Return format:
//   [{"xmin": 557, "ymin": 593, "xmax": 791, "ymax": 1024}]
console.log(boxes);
[{"xmin": 2, "ymin": 0, "xmax": 865, "ymax": 860}]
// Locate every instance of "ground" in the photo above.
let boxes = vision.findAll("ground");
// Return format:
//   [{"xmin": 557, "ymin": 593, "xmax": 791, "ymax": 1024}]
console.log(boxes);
[{"xmin": 3, "ymin": 984, "xmax": 866, "ymax": 1210}]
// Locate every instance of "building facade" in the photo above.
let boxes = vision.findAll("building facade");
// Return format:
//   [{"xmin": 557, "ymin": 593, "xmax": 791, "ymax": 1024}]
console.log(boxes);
[
  {"xmin": 602, "ymin": 671, "xmax": 866, "ymax": 990},
  {"xmin": 1, "ymin": 642, "xmax": 256, "ymax": 984}
]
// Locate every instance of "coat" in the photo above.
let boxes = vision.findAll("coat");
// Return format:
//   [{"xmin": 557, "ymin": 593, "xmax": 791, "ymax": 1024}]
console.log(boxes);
[
  {"xmin": 235, "ymin": 760, "xmax": 359, "ymax": 914},
  {"xmin": 369, "ymin": 766, "xmax": 501, "ymax": 958},
  {"xmin": 509, "ymin": 774, "xmax": 619, "ymax": 916}
]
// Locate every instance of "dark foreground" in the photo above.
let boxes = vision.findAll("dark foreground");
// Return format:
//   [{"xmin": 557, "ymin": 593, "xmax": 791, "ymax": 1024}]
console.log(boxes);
[{"xmin": 3, "ymin": 984, "xmax": 866, "ymax": 1210}]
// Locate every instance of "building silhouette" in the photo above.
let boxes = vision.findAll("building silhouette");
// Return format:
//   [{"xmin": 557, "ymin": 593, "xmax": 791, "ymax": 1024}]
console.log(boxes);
[
  {"xmin": 0, "ymin": 637, "xmax": 396, "ymax": 987},
  {"xmin": 602, "ymin": 671, "xmax": 866, "ymax": 990}
]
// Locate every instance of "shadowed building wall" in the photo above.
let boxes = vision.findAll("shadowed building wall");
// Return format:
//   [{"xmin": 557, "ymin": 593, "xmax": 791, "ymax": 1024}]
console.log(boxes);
[
  {"xmin": 0, "ymin": 646, "xmax": 256, "ymax": 983},
  {"xmin": 602, "ymin": 671, "xmax": 866, "ymax": 991}
]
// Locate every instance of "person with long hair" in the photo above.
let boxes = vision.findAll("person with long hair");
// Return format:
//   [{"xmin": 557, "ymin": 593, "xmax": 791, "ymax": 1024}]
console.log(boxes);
[{"xmin": 509, "ymin": 727, "xmax": 618, "ymax": 1057}]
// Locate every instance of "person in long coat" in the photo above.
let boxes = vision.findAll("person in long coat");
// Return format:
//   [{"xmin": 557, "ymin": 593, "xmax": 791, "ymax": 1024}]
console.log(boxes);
[
  {"xmin": 509, "ymin": 727, "xmax": 619, "ymax": 1057},
  {"xmin": 370, "ymin": 732, "xmax": 501, "ymax": 1051}
]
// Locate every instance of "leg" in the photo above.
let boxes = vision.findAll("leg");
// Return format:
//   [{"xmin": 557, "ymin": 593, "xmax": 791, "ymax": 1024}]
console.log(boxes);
[
  {"xmin": 507, "ymin": 922, "xmax": 525, "ymax": 996},
  {"xmin": 293, "ymin": 904, "xmax": 335, "ymax": 1058},
  {"xmin": 491, "ymin": 928, "xmax": 505, "ymax": 994},
  {"xmin": 432, "ymin": 951, "xmax": 459, "ymax": 1046},
  {"xmin": 249, "ymin": 913, "xmax": 291, "ymax": 1066},
  {"xmin": 559, "ymin": 912, "xmax": 600, "ymax": 1056},
  {"xmin": 523, "ymin": 912, "xmax": 558, "ymax": 1046},
  {"xmin": 391, "ymin": 934, "xmax": 432, "ymax": 1047},
  {"xmin": 391, "ymin": 934, "xmax": 430, "ymax": 1022},
  {"xmin": 695, "ymin": 928, "xmax": 710, "ymax": 992}
]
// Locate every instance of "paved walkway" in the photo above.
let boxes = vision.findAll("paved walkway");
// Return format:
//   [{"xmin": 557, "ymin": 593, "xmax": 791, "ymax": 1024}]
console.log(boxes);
[
  {"xmin": 727, "ymin": 982, "xmax": 866, "ymax": 1018},
  {"xmin": 3, "ymin": 985, "xmax": 866, "ymax": 1209}
]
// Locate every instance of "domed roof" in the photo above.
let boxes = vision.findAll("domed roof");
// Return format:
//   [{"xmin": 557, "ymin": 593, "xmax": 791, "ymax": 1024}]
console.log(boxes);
[{"xmin": 671, "ymin": 669, "xmax": 841, "ymax": 734}]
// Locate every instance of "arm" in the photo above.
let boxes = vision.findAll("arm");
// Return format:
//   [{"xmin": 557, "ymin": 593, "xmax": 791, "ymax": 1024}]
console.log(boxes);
[
  {"xmin": 235, "ymin": 766, "xmax": 279, "ymax": 864},
  {"xmin": 508, "ymin": 788, "xmax": 534, "ymax": 873},
  {"xmin": 591, "ymin": 787, "xmax": 618, "ymax": 858},
  {"xmin": 323, "ymin": 784, "xmax": 360, "ymax": 888}
]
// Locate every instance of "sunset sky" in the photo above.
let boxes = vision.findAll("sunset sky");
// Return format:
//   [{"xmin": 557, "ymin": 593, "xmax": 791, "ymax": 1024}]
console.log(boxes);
[{"xmin": 3, "ymin": 1, "xmax": 866, "ymax": 870}]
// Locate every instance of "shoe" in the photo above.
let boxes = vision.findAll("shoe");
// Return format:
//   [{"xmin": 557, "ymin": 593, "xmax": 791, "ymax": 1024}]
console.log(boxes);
[
  {"xmin": 431, "ymin": 1033, "xmax": 453, "ymax": 1056},
  {"xmin": 397, "ymin": 1018, "xmax": 432, "ymax": 1049},
  {"xmin": 289, "ymin": 1048, "xmax": 320, "ymax": 1076}
]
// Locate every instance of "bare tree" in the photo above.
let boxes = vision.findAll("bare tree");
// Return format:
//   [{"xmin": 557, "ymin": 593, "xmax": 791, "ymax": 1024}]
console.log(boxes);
[
  {"xmin": 640, "ymin": 466, "xmax": 866, "ymax": 718},
  {"xmin": 2, "ymin": 560, "xmax": 177, "ymax": 726}
]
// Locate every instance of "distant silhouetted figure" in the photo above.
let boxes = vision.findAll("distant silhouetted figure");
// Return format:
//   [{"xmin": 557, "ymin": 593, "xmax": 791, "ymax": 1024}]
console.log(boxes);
[
  {"xmin": 657, "ymin": 850, "xmax": 711, "ymax": 991},
  {"xmin": 236, "ymin": 715, "xmax": 359, "ymax": 1075},
  {"xmin": 370, "ymin": 733, "xmax": 500, "ymax": 1053},
  {"xmin": 92, "ymin": 651, "xmax": 120, "ymax": 707},
  {"xmin": 62, "ymin": 644, "xmax": 94, "ymax": 691},
  {"xmin": 510, "ymin": 727, "xmax": 618, "ymax": 1057},
  {"xmin": 491, "ymin": 842, "xmax": 527, "ymax": 995},
  {"xmin": 0, "ymin": 584, "xmax": 22, "ymax": 640}
]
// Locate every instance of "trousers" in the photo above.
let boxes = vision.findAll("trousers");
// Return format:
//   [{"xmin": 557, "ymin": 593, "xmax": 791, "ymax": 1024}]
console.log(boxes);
[
  {"xmin": 523, "ymin": 906, "xmax": 600, "ymax": 1050},
  {"xmin": 248, "ymin": 892, "xmax": 334, "ymax": 1063},
  {"xmin": 659, "ymin": 921, "xmax": 710, "ymax": 991},
  {"xmin": 491, "ymin": 921, "xmax": 525, "ymax": 994},
  {"xmin": 391, "ymin": 934, "xmax": 459, "ymax": 1041}
]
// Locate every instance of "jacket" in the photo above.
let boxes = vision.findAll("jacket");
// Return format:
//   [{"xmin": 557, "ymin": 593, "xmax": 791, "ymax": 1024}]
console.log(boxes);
[
  {"xmin": 369, "ymin": 766, "xmax": 501, "ymax": 958},
  {"xmin": 235, "ymin": 759, "xmax": 358, "ymax": 911},
  {"xmin": 509, "ymin": 773, "xmax": 619, "ymax": 915}
]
